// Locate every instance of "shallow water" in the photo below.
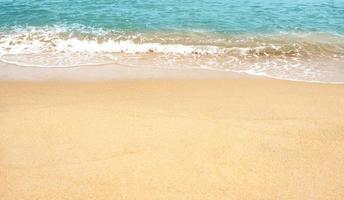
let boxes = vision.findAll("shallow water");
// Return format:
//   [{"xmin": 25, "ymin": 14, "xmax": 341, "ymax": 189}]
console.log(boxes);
[{"xmin": 0, "ymin": 0, "xmax": 343, "ymax": 82}]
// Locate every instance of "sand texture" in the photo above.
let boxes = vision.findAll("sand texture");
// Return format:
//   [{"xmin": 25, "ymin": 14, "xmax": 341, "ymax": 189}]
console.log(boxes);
[{"xmin": 1, "ymin": 79, "xmax": 344, "ymax": 199}]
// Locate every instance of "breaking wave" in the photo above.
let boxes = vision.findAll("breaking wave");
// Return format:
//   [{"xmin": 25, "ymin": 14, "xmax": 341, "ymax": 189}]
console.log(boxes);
[{"xmin": 0, "ymin": 26, "xmax": 344, "ymax": 83}]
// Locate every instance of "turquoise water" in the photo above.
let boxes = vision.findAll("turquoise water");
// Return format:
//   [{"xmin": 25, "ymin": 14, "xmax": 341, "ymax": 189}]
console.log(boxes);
[
  {"xmin": 1, "ymin": 0, "xmax": 344, "ymax": 33},
  {"xmin": 0, "ymin": 0, "xmax": 344, "ymax": 82}
]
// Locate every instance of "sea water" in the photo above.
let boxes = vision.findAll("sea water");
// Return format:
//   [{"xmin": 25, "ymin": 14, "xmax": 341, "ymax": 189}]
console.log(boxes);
[{"xmin": 0, "ymin": 0, "xmax": 343, "ymax": 82}]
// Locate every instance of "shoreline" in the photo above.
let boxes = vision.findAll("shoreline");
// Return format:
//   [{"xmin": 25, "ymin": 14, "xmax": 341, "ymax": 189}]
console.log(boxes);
[
  {"xmin": 1, "ymin": 78, "xmax": 344, "ymax": 199},
  {"xmin": 2, "ymin": 0, "xmax": 344, "ymax": 199},
  {"xmin": 1, "ymin": 28, "xmax": 344, "ymax": 84},
  {"xmin": 0, "ymin": 62, "xmax": 254, "ymax": 82},
  {"xmin": 2, "ymin": 63, "xmax": 344, "ymax": 85}
]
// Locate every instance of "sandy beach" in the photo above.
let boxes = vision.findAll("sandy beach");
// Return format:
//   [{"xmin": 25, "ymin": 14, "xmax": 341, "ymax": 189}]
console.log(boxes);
[
  {"xmin": 1, "ymin": 78, "xmax": 343, "ymax": 199},
  {"xmin": 2, "ymin": 0, "xmax": 344, "ymax": 199}
]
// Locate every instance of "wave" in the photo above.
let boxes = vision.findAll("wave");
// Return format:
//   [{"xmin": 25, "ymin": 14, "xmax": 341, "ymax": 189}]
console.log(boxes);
[{"xmin": 0, "ymin": 26, "xmax": 344, "ymax": 83}]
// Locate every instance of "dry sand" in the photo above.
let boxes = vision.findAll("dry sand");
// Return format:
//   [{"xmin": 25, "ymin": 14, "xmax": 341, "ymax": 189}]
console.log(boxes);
[{"xmin": 1, "ymin": 79, "xmax": 344, "ymax": 199}]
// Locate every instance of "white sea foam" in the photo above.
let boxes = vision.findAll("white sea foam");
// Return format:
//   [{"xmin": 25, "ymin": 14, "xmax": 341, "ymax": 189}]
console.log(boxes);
[
  {"xmin": 0, "ymin": 28, "xmax": 225, "ymax": 60},
  {"xmin": 0, "ymin": 26, "xmax": 343, "ymax": 83},
  {"xmin": 53, "ymin": 39, "xmax": 222, "ymax": 54}
]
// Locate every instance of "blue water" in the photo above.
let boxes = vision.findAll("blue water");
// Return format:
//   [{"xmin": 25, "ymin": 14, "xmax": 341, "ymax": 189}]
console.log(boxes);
[
  {"xmin": 0, "ymin": 0, "xmax": 343, "ymax": 83},
  {"xmin": 1, "ymin": 0, "xmax": 343, "ymax": 34}
]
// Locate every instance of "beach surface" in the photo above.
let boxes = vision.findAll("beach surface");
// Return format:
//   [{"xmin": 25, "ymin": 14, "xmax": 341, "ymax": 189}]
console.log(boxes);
[{"xmin": 1, "ymin": 78, "xmax": 344, "ymax": 199}]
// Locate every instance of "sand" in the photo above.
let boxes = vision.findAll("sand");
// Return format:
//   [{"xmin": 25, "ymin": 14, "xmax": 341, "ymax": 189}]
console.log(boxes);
[{"xmin": 1, "ymin": 78, "xmax": 344, "ymax": 199}]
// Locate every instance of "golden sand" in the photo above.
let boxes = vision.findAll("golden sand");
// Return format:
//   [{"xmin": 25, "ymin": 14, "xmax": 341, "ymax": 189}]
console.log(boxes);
[{"xmin": 1, "ymin": 79, "xmax": 344, "ymax": 199}]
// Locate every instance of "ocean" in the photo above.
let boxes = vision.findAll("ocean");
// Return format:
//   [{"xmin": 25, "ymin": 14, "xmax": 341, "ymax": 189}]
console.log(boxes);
[{"xmin": 0, "ymin": 0, "xmax": 343, "ymax": 82}]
